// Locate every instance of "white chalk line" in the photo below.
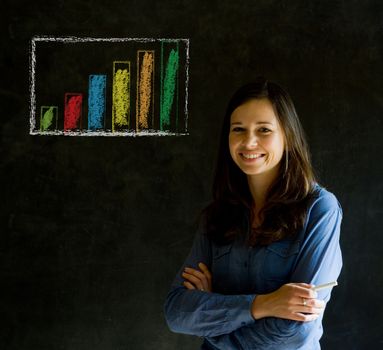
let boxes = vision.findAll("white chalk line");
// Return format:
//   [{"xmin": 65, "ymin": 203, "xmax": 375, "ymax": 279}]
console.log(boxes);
[
  {"xmin": 30, "ymin": 130, "xmax": 189, "ymax": 137},
  {"xmin": 29, "ymin": 36, "xmax": 190, "ymax": 136}
]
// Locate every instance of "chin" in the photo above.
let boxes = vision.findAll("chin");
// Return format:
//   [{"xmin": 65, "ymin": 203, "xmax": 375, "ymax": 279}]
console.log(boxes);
[
  {"xmin": 238, "ymin": 164, "xmax": 280, "ymax": 178},
  {"xmin": 237, "ymin": 166, "xmax": 264, "ymax": 176},
  {"xmin": 243, "ymin": 170, "xmax": 265, "ymax": 176}
]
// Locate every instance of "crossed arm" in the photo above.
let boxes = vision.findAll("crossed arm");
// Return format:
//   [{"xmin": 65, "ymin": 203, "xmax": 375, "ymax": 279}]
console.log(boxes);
[
  {"xmin": 165, "ymin": 193, "xmax": 342, "ymax": 348},
  {"xmin": 182, "ymin": 263, "xmax": 324, "ymax": 323}
]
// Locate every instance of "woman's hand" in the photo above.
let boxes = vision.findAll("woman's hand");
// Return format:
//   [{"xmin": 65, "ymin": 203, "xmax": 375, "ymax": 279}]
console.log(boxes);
[
  {"xmin": 251, "ymin": 283, "xmax": 326, "ymax": 322},
  {"xmin": 182, "ymin": 262, "xmax": 212, "ymax": 292}
]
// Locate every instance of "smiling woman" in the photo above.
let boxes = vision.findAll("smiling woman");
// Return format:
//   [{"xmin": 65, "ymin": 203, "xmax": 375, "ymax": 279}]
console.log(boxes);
[
  {"xmin": 229, "ymin": 99, "xmax": 285, "ymax": 186},
  {"xmin": 164, "ymin": 77, "xmax": 342, "ymax": 350}
]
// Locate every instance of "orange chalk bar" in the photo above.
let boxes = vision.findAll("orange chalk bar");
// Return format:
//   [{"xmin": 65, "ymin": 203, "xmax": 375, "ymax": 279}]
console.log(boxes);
[{"xmin": 136, "ymin": 50, "xmax": 155, "ymax": 130}]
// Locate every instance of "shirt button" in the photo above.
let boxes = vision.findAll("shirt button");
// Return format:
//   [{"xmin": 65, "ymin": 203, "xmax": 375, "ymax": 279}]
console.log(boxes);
[{"xmin": 244, "ymin": 262, "xmax": 248, "ymax": 267}]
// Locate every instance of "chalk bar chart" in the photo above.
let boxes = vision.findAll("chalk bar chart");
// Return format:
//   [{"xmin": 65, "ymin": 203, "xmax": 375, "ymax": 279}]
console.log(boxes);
[{"xmin": 30, "ymin": 37, "xmax": 189, "ymax": 136}]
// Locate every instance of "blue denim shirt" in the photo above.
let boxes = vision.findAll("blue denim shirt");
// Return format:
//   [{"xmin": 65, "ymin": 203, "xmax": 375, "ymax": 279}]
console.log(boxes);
[{"xmin": 164, "ymin": 185, "xmax": 343, "ymax": 349}]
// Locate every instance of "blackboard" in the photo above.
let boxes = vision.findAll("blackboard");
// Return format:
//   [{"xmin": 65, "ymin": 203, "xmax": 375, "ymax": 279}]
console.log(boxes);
[{"xmin": 1, "ymin": 0, "xmax": 383, "ymax": 349}]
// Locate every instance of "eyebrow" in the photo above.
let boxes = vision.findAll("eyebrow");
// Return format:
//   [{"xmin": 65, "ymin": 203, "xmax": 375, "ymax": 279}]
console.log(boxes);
[{"xmin": 230, "ymin": 121, "xmax": 274, "ymax": 125}]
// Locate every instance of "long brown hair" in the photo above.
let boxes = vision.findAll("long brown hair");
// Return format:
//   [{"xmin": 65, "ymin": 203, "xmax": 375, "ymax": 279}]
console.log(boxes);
[{"xmin": 204, "ymin": 77, "xmax": 317, "ymax": 246}]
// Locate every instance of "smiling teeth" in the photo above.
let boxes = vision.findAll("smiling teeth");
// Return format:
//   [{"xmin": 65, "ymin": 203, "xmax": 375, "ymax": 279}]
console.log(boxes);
[{"xmin": 242, "ymin": 154, "xmax": 263, "ymax": 159}]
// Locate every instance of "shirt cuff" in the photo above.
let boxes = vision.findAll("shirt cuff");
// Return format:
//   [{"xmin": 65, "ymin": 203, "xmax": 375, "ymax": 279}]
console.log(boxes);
[{"xmin": 226, "ymin": 294, "xmax": 257, "ymax": 328}]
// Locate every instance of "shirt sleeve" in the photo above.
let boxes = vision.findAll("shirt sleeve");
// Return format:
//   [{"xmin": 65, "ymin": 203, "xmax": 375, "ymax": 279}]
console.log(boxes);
[
  {"xmin": 205, "ymin": 190, "xmax": 343, "ymax": 349},
  {"xmin": 163, "ymin": 219, "xmax": 257, "ymax": 337}
]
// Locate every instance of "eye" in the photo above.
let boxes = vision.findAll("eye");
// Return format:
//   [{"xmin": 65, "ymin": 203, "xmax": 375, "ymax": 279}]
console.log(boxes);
[
  {"xmin": 231, "ymin": 126, "xmax": 245, "ymax": 132},
  {"xmin": 258, "ymin": 127, "xmax": 272, "ymax": 133}
]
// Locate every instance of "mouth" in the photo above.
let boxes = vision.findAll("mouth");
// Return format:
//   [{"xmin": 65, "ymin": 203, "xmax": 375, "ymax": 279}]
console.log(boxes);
[{"xmin": 240, "ymin": 153, "xmax": 266, "ymax": 160}]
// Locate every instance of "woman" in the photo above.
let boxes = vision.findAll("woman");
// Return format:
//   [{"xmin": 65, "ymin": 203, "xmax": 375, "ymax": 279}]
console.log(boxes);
[{"xmin": 164, "ymin": 77, "xmax": 342, "ymax": 349}]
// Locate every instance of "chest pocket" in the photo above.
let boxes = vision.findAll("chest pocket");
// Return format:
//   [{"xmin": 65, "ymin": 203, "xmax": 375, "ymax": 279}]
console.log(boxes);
[
  {"xmin": 211, "ymin": 244, "xmax": 233, "ymax": 293},
  {"xmin": 262, "ymin": 240, "xmax": 300, "ymax": 286}
]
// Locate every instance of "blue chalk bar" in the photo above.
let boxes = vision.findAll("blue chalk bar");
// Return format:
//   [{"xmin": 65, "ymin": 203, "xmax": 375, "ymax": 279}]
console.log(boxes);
[{"xmin": 88, "ymin": 75, "xmax": 107, "ymax": 130}]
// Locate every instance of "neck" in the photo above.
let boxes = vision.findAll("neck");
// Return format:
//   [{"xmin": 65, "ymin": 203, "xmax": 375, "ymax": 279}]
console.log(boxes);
[
  {"xmin": 247, "ymin": 176, "xmax": 268, "ymax": 210},
  {"xmin": 247, "ymin": 167, "xmax": 280, "ymax": 210}
]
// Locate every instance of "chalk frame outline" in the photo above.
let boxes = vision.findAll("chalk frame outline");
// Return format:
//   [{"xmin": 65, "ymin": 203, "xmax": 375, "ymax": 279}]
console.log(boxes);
[{"xmin": 29, "ymin": 36, "xmax": 190, "ymax": 137}]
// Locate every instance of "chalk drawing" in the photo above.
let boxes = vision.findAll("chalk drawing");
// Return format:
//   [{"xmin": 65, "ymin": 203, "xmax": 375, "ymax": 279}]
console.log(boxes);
[
  {"xmin": 160, "ymin": 41, "xmax": 179, "ymax": 131},
  {"xmin": 64, "ymin": 93, "xmax": 82, "ymax": 130},
  {"xmin": 29, "ymin": 36, "xmax": 189, "ymax": 136},
  {"xmin": 112, "ymin": 62, "xmax": 130, "ymax": 131},
  {"xmin": 40, "ymin": 106, "xmax": 58, "ymax": 131},
  {"xmin": 88, "ymin": 75, "xmax": 106, "ymax": 130},
  {"xmin": 136, "ymin": 51, "xmax": 154, "ymax": 130}
]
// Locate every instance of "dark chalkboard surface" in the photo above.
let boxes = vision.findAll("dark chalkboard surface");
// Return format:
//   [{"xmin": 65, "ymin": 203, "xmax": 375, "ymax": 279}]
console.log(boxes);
[{"xmin": 1, "ymin": 0, "xmax": 383, "ymax": 349}]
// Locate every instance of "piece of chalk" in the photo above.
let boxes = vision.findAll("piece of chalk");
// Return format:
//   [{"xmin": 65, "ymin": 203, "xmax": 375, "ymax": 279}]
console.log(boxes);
[{"xmin": 312, "ymin": 281, "xmax": 338, "ymax": 292}]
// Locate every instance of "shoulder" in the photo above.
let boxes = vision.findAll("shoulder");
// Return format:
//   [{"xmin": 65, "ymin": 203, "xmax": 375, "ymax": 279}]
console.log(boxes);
[
  {"xmin": 297, "ymin": 184, "xmax": 343, "ymax": 242},
  {"xmin": 308, "ymin": 183, "xmax": 342, "ymax": 216}
]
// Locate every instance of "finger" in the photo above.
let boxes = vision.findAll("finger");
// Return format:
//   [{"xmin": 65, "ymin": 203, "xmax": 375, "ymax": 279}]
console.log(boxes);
[
  {"xmin": 306, "ymin": 299, "xmax": 326, "ymax": 309},
  {"xmin": 295, "ymin": 304, "xmax": 325, "ymax": 314},
  {"xmin": 291, "ymin": 285, "xmax": 318, "ymax": 299},
  {"xmin": 294, "ymin": 301, "xmax": 325, "ymax": 317},
  {"xmin": 183, "ymin": 281, "xmax": 196, "ymax": 290},
  {"xmin": 294, "ymin": 312, "xmax": 320, "ymax": 322},
  {"xmin": 184, "ymin": 267, "xmax": 208, "ymax": 281},
  {"xmin": 198, "ymin": 263, "xmax": 212, "ymax": 292},
  {"xmin": 182, "ymin": 272, "xmax": 204, "ymax": 290},
  {"xmin": 307, "ymin": 306, "xmax": 325, "ymax": 314},
  {"xmin": 293, "ymin": 282, "xmax": 315, "ymax": 289},
  {"xmin": 278, "ymin": 311, "xmax": 319, "ymax": 322},
  {"xmin": 198, "ymin": 262, "xmax": 212, "ymax": 280},
  {"xmin": 184, "ymin": 268, "xmax": 209, "ymax": 290},
  {"xmin": 295, "ymin": 298, "xmax": 325, "ymax": 314}
]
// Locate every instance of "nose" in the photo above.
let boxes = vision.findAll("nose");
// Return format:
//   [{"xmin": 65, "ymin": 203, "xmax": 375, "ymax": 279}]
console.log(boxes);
[{"xmin": 242, "ymin": 132, "xmax": 258, "ymax": 148}]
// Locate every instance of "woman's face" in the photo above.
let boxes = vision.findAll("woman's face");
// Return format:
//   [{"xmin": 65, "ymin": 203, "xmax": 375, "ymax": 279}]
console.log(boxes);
[{"xmin": 229, "ymin": 98, "xmax": 285, "ymax": 179}]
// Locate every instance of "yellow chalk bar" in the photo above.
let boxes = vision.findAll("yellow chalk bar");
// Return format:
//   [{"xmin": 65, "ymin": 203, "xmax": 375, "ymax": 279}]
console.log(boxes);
[{"xmin": 112, "ymin": 61, "xmax": 130, "ymax": 131}]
